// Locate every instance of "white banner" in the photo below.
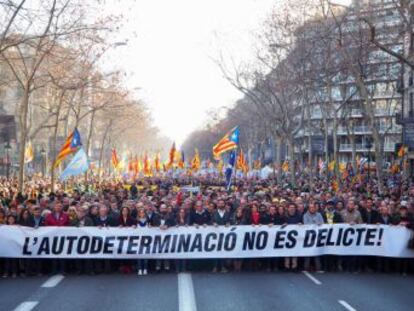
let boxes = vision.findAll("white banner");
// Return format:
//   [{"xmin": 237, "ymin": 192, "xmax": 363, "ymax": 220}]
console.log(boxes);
[{"xmin": 0, "ymin": 224, "xmax": 413, "ymax": 259}]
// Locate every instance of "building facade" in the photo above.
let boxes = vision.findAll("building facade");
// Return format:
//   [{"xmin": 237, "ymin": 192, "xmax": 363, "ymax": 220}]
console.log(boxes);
[
  {"xmin": 295, "ymin": 0, "xmax": 404, "ymax": 165},
  {"xmin": 399, "ymin": 0, "xmax": 414, "ymax": 175}
]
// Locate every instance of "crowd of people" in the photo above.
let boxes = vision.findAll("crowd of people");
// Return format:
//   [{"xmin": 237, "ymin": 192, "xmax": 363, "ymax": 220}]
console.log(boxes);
[{"xmin": 0, "ymin": 172, "xmax": 413, "ymax": 278}]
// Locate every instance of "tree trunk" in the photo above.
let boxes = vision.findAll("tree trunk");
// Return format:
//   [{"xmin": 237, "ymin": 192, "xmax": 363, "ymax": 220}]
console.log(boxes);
[
  {"xmin": 50, "ymin": 116, "xmax": 59, "ymax": 192},
  {"xmin": 351, "ymin": 133, "xmax": 356, "ymax": 173},
  {"xmin": 247, "ymin": 146, "xmax": 253, "ymax": 171},
  {"xmin": 372, "ymin": 130, "xmax": 385, "ymax": 194},
  {"xmin": 308, "ymin": 130, "xmax": 313, "ymax": 180},
  {"xmin": 287, "ymin": 136, "xmax": 296, "ymax": 186},
  {"xmin": 50, "ymin": 92, "xmax": 64, "ymax": 192},
  {"xmin": 333, "ymin": 117, "xmax": 339, "ymax": 178},
  {"xmin": 306, "ymin": 134, "xmax": 314, "ymax": 188},
  {"xmin": 98, "ymin": 120, "xmax": 112, "ymax": 182},
  {"xmin": 85, "ymin": 110, "xmax": 95, "ymax": 156},
  {"xmin": 18, "ymin": 85, "xmax": 30, "ymax": 192},
  {"xmin": 84, "ymin": 110, "xmax": 96, "ymax": 184},
  {"xmin": 274, "ymin": 135, "xmax": 282, "ymax": 184}
]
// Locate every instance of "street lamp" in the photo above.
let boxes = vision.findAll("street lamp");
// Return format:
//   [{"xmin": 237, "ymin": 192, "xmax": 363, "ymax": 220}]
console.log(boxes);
[
  {"xmin": 365, "ymin": 138, "xmax": 373, "ymax": 179},
  {"xmin": 40, "ymin": 146, "xmax": 46, "ymax": 177},
  {"xmin": 4, "ymin": 141, "xmax": 11, "ymax": 179}
]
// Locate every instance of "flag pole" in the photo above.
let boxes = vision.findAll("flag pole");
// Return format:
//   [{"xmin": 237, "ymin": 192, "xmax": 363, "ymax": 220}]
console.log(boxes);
[{"xmin": 233, "ymin": 148, "xmax": 238, "ymax": 192}]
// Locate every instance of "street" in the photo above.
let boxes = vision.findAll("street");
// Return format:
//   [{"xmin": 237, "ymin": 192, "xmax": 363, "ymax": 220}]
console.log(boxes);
[{"xmin": 1, "ymin": 271, "xmax": 412, "ymax": 311}]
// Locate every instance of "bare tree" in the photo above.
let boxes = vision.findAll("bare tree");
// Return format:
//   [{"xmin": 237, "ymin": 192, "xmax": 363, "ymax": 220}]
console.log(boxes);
[
  {"xmin": 0, "ymin": 0, "xmax": 117, "ymax": 190},
  {"xmin": 327, "ymin": 1, "xmax": 404, "ymax": 193},
  {"xmin": 360, "ymin": 0, "xmax": 414, "ymax": 69}
]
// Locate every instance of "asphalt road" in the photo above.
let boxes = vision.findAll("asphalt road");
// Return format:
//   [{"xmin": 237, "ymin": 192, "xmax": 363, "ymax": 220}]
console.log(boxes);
[{"xmin": 1, "ymin": 271, "xmax": 412, "ymax": 311}]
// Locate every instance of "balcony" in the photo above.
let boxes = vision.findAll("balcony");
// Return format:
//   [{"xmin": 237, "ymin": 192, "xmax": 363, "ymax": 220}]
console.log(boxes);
[
  {"xmin": 336, "ymin": 125, "xmax": 401, "ymax": 135},
  {"xmin": 337, "ymin": 126, "xmax": 371, "ymax": 134},
  {"xmin": 339, "ymin": 143, "xmax": 395, "ymax": 152}
]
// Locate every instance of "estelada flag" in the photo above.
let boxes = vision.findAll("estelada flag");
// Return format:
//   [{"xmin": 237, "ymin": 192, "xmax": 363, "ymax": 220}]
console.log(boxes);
[
  {"xmin": 143, "ymin": 153, "xmax": 151, "ymax": 176},
  {"xmin": 168, "ymin": 142, "xmax": 176, "ymax": 168},
  {"xmin": 391, "ymin": 163, "xmax": 400, "ymax": 174},
  {"xmin": 236, "ymin": 149, "xmax": 248, "ymax": 173},
  {"xmin": 318, "ymin": 158, "xmax": 325, "ymax": 171},
  {"xmin": 328, "ymin": 160, "xmax": 335, "ymax": 172},
  {"xmin": 212, "ymin": 127, "xmax": 239, "ymax": 159},
  {"xmin": 111, "ymin": 149, "xmax": 119, "ymax": 169},
  {"xmin": 134, "ymin": 156, "xmax": 142, "ymax": 175},
  {"xmin": 178, "ymin": 151, "xmax": 185, "ymax": 169},
  {"xmin": 191, "ymin": 149, "xmax": 201, "ymax": 171},
  {"xmin": 54, "ymin": 128, "xmax": 82, "ymax": 167},
  {"xmin": 216, "ymin": 158, "xmax": 224, "ymax": 176},
  {"xmin": 24, "ymin": 141, "xmax": 34, "ymax": 164},
  {"xmin": 282, "ymin": 160, "xmax": 289, "ymax": 172},
  {"xmin": 338, "ymin": 163, "xmax": 346, "ymax": 173},
  {"xmin": 332, "ymin": 180, "xmax": 339, "ymax": 192},
  {"xmin": 154, "ymin": 153, "xmax": 161, "ymax": 172},
  {"xmin": 398, "ymin": 145, "xmax": 406, "ymax": 158},
  {"xmin": 128, "ymin": 156, "xmax": 134, "ymax": 172}
]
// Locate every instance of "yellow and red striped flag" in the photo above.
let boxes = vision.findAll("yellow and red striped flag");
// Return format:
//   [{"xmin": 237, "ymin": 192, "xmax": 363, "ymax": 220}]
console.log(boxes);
[
  {"xmin": 168, "ymin": 142, "xmax": 176, "ymax": 169},
  {"xmin": 282, "ymin": 160, "xmax": 289, "ymax": 172},
  {"xmin": 212, "ymin": 127, "xmax": 239, "ymax": 159},
  {"xmin": 236, "ymin": 149, "xmax": 248, "ymax": 173},
  {"xmin": 398, "ymin": 145, "xmax": 406, "ymax": 158},
  {"xmin": 217, "ymin": 158, "xmax": 224, "ymax": 176},
  {"xmin": 24, "ymin": 141, "xmax": 34, "ymax": 164},
  {"xmin": 154, "ymin": 153, "xmax": 161, "ymax": 172},
  {"xmin": 177, "ymin": 151, "xmax": 185, "ymax": 169},
  {"xmin": 54, "ymin": 128, "xmax": 82, "ymax": 167},
  {"xmin": 143, "ymin": 153, "xmax": 151, "ymax": 176},
  {"xmin": 191, "ymin": 149, "xmax": 201, "ymax": 171},
  {"xmin": 111, "ymin": 149, "xmax": 119, "ymax": 169}
]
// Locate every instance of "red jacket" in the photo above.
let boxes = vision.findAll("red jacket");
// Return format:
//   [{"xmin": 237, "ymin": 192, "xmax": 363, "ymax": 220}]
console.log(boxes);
[{"xmin": 45, "ymin": 212, "xmax": 69, "ymax": 226}]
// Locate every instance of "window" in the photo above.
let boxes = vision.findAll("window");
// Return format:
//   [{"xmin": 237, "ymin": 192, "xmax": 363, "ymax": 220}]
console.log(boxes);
[
  {"xmin": 409, "ymin": 93, "xmax": 414, "ymax": 118},
  {"xmin": 410, "ymin": 33, "xmax": 414, "ymax": 52}
]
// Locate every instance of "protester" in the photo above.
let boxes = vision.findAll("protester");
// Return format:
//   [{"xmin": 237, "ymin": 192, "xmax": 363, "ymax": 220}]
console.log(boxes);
[
  {"xmin": 118, "ymin": 206, "xmax": 136, "ymax": 274},
  {"xmin": 341, "ymin": 199, "xmax": 363, "ymax": 272},
  {"xmin": 175, "ymin": 207, "xmax": 190, "ymax": 272},
  {"xmin": 212, "ymin": 199, "xmax": 231, "ymax": 273},
  {"xmin": 154, "ymin": 203, "xmax": 175, "ymax": 273},
  {"xmin": 3, "ymin": 214, "xmax": 18, "ymax": 278},
  {"xmin": 94, "ymin": 204, "xmax": 117, "ymax": 273},
  {"xmin": 74, "ymin": 205, "xmax": 94, "ymax": 275},
  {"xmin": 136, "ymin": 208, "xmax": 149, "ymax": 276},
  {"xmin": 0, "ymin": 172, "xmax": 413, "ymax": 278},
  {"xmin": 284, "ymin": 203, "xmax": 302, "ymax": 272},
  {"xmin": 302, "ymin": 201, "xmax": 324, "ymax": 272},
  {"xmin": 45, "ymin": 202, "xmax": 69, "ymax": 274}
]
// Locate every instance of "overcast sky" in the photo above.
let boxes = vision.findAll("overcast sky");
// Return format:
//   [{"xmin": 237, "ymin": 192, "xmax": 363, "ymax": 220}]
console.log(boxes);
[{"xmin": 103, "ymin": 0, "xmax": 352, "ymax": 146}]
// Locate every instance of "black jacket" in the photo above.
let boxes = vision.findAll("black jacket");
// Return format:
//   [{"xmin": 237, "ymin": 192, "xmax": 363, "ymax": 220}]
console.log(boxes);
[
  {"xmin": 147, "ymin": 212, "xmax": 161, "ymax": 227},
  {"xmin": 392, "ymin": 214, "xmax": 414, "ymax": 228},
  {"xmin": 18, "ymin": 216, "xmax": 35, "ymax": 227},
  {"xmin": 189, "ymin": 210, "xmax": 211, "ymax": 225},
  {"xmin": 73, "ymin": 216, "xmax": 94, "ymax": 227},
  {"xmin": 360, "ymin": 208, "xmax": 380, "ymax": 224},
  {"xmin": 376, "ymin": 214, "xmax": 394, "ymax": 225},
  {"xmin": 211, "ymin": 209, "xmax": 231, "ymax": 225},
  {"xmin": 151, "ymin": 213, "xmax": 176, "ymax": 227},
  {"xmin": 130, "ymin": 185, "xmax": 138, "ymax": 199},
  {"xmin": 286, "ymin": 213, "xmax": 302, "ymax": 224},
  {"xmin": 94, "ymin": 215, "xmax": 118, "ymax": 227},
  {"xmin": 260, "ymin": 213, "xmax": 285, "ymax": 225},
  {"xmin": 322, "ymin": 210, "xmax": 343, "ymax": 224},
  {"xmin": 118, "ymin": 216, "xmax": 137, "ymax": 227},
  {"xmin": 231, "ymin": 214, "xmax": 250, "ymax": 225},
  {"xmin": 32, "ymin": 215, "xmax": 45, "ymax": 227}
]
